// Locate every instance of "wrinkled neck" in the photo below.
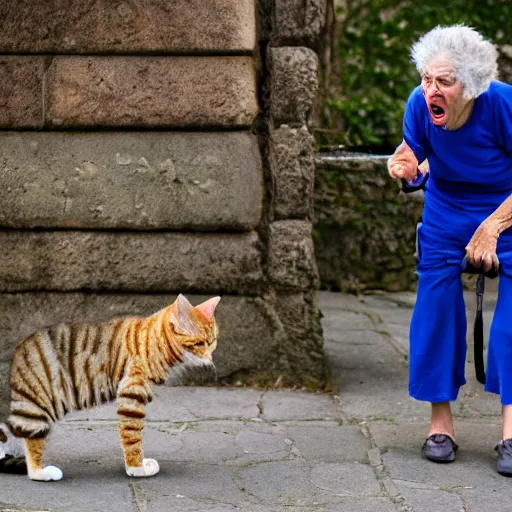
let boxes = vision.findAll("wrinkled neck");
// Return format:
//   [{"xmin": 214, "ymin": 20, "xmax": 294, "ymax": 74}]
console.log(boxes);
[{"xmin": 445, "ymin": 97, "xmax": 474, "ymax": 130}]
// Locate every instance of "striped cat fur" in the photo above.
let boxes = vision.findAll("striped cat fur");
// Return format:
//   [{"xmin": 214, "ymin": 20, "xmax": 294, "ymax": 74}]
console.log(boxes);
[{"xmin": 0, "ymin": 294, "xmax": 220, "ymax": 481}]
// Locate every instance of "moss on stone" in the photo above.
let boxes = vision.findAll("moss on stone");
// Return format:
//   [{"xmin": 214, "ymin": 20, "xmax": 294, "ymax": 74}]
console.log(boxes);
[{"xmin": 314, "ymin": 156, "xmax": 423, "ymax": 293}]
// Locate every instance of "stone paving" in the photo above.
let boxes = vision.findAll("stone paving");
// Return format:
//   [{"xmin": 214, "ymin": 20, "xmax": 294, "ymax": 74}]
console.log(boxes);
[{"xmin": 0, "ymin": 289, "xmax": 508, "ymax": 512}]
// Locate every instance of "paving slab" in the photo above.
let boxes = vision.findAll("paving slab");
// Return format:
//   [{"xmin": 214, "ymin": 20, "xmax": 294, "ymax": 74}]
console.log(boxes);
[
  {"xmin": 317, "ymin": 291, "xmax": 371, "ymax": 313},
  {"xmin": 269, "ymin": 498, "xmax": 398, "ymax": 512},
  {"xmin": 459, "ymin": 486, "xmax": 512, "ymax": 512},
  {"xmin": 284, "ymin": 425, "xmax": 369, "ymax": 463},
  {"xmin": 324, "ymin": 325, "xmax": 427, "ymax": 421},
  {"xmin": 0, "ymin": 469, "xmax": 137, "ymax": 512},
  {"xmin": 65, "ymin": 387, "xmax": 262, "ymax": 423},
  {"xmin": 259, "ymin": 390, "xmax": 341, "ymax": 421},
  {"xmin": 236, "ymin": 459, "xmax": 381, "ymax": 508},
  {"xmin": 392, "ymin": 485, "xmax": 466, "ymax": 512},
  {"xmin": 321, "ymin": 310, "xmax": 376, "ymax": 335},
  {"xmin": 309, "ymin": 462, "xmax": 383, "ymax": 497},
  {"xmin": 134, "ymin": 462, "xmax": 251, "ymax": 509}
]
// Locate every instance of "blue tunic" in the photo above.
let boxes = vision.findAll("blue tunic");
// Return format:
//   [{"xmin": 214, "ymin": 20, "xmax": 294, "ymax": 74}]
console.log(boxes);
[{"xmin": 402, "ymin": 81, "xmax": 512, "ymax": 403}]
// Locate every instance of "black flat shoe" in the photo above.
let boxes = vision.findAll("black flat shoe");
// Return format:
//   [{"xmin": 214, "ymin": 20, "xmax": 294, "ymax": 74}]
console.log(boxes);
[
  {"xmin": 495, "ymin": 439, "xmax": 512, "ymax": 476},
  {"xmin": 422, "ymin": 434, "xmax": 458, "ymax": 463}
]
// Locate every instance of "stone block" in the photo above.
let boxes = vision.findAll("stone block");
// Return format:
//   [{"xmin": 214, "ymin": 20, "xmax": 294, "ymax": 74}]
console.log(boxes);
[
  {"xmin": 269, "ymin": 47, "xmax": 318, "ymax": 127},
  {"xmin": 0, "ymin": 0, "xmax": 256, "ymax": 53},
  {"xmin": 0, "ymin": 292, "xmax": 327, "ymax": 387},
  {"xmin": 0, "ymin": 231, "xmax": 263, "ymax": 294},
  {"xmin": 0, "ymin": 56, "xmax": 43, "ymax": 128},
  {"xmin": 272, "ymin": 291, "xmax": 326, "ymax": 387},
  {"xmin": 0, "ymin": 361, "xmax": 8, "ymax": 419},
  {"xmin": 45, "ymin": 56, "xmax": 258, "ymax": 128},
  {"xmin": 272, "ymin": 0, "xmax": 326, "ymax": 46},
  {"xmin": 269, "ymin": 125, "xmax": 315, "ymax": 220},
  {"xmin": 0, "ymin": 131, "xmax": 263, "ymax": 230},
  {"xmin": 268, "ymin": 220, "xmax": 319, "ymax": 290}
]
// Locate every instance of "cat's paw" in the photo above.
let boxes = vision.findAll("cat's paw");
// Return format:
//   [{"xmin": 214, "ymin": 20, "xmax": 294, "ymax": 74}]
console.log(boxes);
[
  {"xmin": 125, "ymin": 458, "xmax": 160, "ymax": 478},
  {"xmin": 28, "ymin": 465, "xmax": 63, "ymax": 481}
]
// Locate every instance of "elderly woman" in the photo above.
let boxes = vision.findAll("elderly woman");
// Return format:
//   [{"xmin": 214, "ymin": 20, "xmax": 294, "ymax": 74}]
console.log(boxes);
[{"xmin": 388, "ymin": 25, "xmax": 512, "ymax": 474}]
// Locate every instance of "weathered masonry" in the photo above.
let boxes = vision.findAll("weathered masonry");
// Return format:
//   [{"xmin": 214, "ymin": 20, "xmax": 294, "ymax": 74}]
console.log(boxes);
[{"xmin": 0, "ymin": 0, "xmax": 327, "ymax": 389}]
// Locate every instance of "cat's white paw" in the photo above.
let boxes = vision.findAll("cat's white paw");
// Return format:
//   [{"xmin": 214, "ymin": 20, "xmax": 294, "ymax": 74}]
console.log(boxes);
[
  {"xmin": 28, "ymin": 465, "xmax": 63, "ymax": 481},
  {"xmin": 125, "ymin": 458, "xmax": 160, "ymax": 478}
]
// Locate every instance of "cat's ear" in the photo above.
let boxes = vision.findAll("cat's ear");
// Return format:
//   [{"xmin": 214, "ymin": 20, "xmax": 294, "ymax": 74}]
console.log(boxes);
[
  {"xmin": 169, "ymin": 294, "xmax": 200, "ymax": 336},
  {"xmin": 194, "ymin": 296, "xmax": 221, "ymax": 323}
]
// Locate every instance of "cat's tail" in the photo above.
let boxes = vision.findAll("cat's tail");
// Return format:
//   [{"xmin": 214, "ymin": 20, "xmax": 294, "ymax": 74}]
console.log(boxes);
[{"xmin": 0, "ymin": 424, "xmax": 27, "ymax": 474}]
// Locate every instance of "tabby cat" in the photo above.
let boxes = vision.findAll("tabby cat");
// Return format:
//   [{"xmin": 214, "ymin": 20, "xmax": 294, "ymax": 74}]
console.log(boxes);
[{"xmin": 0, "ymin": 294, "xmax": 220, "ymax": 482}]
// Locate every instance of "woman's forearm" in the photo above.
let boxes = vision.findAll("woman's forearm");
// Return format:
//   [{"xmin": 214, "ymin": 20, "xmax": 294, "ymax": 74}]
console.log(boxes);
[
  {"xmin": 387, "ymin": 140, "xmax": 419, "ymax": 181},
  {"xmin": 465, "ymin": 192, "xmax": 512, "ymax": 271},
  {"xmin": 488, "ymin": 193, "xmax": 512, "ymax": 238}
]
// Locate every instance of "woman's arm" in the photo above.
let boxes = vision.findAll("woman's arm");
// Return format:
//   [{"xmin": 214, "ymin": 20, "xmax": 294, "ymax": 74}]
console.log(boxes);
[
  {"xmin": 467, "ymin": 84, "xmax": 512, "ymax": 272},
  {"xmin": 389, "ymin": 88, "xmax": 429, "ymax": 181},
  {"xmin": 466, "ymin": 193, "xmax": 512, "ymax": 271},
  {"xmin": 387, "ymin": 139, "xmax": 420, "ymax": 181}
]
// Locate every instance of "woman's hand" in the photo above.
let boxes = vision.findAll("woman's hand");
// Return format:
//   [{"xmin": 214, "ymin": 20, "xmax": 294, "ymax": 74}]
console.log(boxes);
[
  {"xmin": 387, "ymin": 140, "xmax": 419, "ymax": 182},
  {"xmin": 465, "ymin": 218, "xmax": 500, "ymax": 272}
]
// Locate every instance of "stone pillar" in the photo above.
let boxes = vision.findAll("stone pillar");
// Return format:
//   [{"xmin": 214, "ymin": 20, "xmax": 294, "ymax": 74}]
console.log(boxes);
[{"xmin": 257, "ymin": 0, "xmax": 328, "ymax": 386}]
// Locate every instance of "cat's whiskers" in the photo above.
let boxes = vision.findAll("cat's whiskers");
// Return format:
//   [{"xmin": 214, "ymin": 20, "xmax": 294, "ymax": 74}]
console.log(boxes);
[{"xmin": 166, "ymin": 350, "xmax": 217, "ymax": 386}]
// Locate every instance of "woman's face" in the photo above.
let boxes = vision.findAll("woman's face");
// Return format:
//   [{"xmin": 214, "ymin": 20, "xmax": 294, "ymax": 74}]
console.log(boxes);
[{"xmin": 421, "ymin": 57, "xmax": 469, "ymax": 128}]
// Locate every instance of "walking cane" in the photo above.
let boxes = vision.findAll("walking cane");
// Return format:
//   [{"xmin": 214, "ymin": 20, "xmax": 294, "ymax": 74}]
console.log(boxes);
[
  {"xmin": 460, "ymin": 256, "xmax": 498, "ymax": 384},
  {"xmin": 474, "ymin": 275, "xmax": 486, "ymax": 384},
  {"xmin": 400, "ymin": 172, "xmax": 498, "ymax": 385}
]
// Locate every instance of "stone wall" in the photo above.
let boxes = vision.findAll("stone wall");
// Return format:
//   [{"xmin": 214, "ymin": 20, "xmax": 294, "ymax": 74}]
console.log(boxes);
[
  {"xmin": 313, "ymin": 55, "xmax": 512, "ymax": 294},
  {"xmin": 499, "ymin": 45, "xmax": 512, "ymax": 83},
  {"xmin": 0, "ymin": 0, "xmax": 328, "ymax": 392}
]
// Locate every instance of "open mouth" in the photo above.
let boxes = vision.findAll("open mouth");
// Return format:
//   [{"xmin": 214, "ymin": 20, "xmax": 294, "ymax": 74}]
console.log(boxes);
[
  {"xmin": 430, "ymin": 104, "xmax": 444, "ymax": 115},
  {"xmin": 428, "ymin": 102, "xmax": 446, "ymax": 125}
]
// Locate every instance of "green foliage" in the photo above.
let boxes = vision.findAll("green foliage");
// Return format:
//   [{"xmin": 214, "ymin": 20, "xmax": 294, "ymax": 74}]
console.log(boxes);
[
  {"xmin": 313, "ymin": 160, "xmax": 423, "ymax": 292},
  {"xmin": 319, "ymin": 0, "xmax": 512, "ymax": 151}
]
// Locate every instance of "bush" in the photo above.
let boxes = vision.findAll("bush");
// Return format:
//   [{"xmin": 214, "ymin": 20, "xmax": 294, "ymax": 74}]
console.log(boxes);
[{"xmin": 318, "ymin": 0, "xmax": 512, "ymax": 151}]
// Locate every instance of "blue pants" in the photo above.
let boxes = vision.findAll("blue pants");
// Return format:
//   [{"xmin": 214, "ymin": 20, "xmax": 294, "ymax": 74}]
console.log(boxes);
[{"xmin": 410, "ymin": 221, "xmax": 512, "ymax": 405}]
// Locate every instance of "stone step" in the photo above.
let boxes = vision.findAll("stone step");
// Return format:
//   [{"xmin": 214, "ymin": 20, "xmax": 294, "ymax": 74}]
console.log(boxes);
[
  {"xmin": 0, "ymin": 131, "xmax": 263, "ymax": 230},
  {"xmin": 0, "ymin": 231, "xmax": 264, "ymax": 294},
  {"xmin": 0, "ymin": 56, "xmax": 258, "ymax": 129},
  {"xmin": 0, "ymin": 0, "xmax": 256, "ymax": 54},
  {"xmin": 46, "ymin": 56, "xmax": 258, "ymax": 128}
]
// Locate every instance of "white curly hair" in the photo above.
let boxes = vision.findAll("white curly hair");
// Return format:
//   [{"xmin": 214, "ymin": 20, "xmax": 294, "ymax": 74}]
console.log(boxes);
[{"xmin": 411, "ymin": 25, "xmax": 498, "ymax": 99}]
